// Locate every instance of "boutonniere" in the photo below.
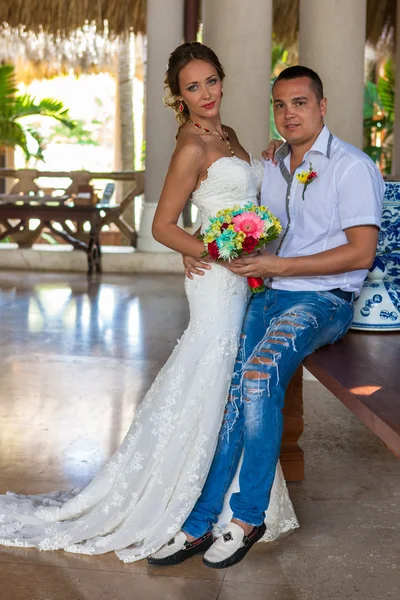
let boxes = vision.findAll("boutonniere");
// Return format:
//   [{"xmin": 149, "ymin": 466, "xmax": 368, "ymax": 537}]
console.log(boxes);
[{"xmin": 296, "ymin": 162, "xmax": 317, "ymax": 200}]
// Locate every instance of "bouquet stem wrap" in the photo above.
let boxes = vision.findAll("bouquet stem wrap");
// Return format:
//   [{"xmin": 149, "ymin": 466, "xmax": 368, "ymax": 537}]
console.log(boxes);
[{"xmin": 247, "ymin": 277, "xmax": 265, "ymax": 293}]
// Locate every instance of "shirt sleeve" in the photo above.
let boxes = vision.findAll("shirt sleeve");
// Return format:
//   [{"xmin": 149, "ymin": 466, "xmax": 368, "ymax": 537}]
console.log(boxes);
[{"xmin": 337, "ymin": 159, "xmax": 384, "ymax": 230}]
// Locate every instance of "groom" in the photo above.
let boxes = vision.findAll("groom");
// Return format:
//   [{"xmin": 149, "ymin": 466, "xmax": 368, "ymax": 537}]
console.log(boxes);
[{"xmin": 149, "ymin": 66, "xmax": 384, "ymax": 568}]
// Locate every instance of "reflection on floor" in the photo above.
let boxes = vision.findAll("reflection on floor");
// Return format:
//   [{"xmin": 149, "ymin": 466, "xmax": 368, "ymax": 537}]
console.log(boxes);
[{"xmin": 0, "ymin": 272, "xmax": 399, "ymax": 600}]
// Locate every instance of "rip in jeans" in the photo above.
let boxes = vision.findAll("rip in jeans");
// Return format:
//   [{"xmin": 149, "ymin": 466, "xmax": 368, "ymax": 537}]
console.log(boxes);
[{"xmin": 223, "ymin": 308, "xmax": 319, "ymax": 435}]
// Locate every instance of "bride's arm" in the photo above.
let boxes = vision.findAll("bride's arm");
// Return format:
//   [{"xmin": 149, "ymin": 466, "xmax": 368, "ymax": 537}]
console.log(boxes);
[
  {"xmin": 182, "ymin": 229, "xmax": 213, "ymax": 279},
  {"xmin": 152, "ymin": 141, "xmax": 207, "ymax": 257}
]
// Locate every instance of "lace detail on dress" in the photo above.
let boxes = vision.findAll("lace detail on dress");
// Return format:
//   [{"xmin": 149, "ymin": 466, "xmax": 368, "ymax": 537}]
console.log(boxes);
[
  {"xmin": 0, "ymin": 156, "xmax": 298, "ymax": 562},
  {"xmin": 213, "ymin": 462, "xmax": 299, "ymax": 541}
]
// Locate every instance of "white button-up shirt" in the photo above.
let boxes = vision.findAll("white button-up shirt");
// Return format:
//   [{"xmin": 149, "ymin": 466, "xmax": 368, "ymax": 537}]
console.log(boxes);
[{"xmin": 261, "ymin": 125, "xmax": 384, "ymax": 295}]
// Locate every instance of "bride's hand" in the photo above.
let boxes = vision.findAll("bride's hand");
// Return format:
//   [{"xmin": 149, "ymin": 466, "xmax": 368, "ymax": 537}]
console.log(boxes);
[
  {"xmin": 182, "ymin": 254, "xmax": 212, "ymax": 279},
  {"xmin": 262, "ymin": 139, "xmax": 283, "ymax": 165}
]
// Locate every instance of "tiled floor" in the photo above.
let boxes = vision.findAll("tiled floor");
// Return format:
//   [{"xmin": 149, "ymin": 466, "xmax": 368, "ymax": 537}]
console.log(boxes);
[{"xmin": 0, "ymin": 272, "xmax": 399, "ymax": 599}]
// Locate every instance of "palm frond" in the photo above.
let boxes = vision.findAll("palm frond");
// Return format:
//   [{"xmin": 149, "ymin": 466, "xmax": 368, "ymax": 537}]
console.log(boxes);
[
  {"xmin": 0, "ymin": 63, "xmax": 76, "ymax": 161},
  {"xmin": 364, "ymin": 81, "xmax": 380, "ymax": 120},
  {"xmin": 363, "ymin": 80, "xmax": 381, "ymax": 130},
  {"xmin": 13, "ymin": 95, "xmax": 75, "ymax": 128},
  {"xmin": 0, "ymin": 120, "xmax": 30, "ymax": 158},
  {"xmin": 0, "ymin": 64, "xmax": 18, "ymax": 116},
  {"xmin": 24, "ymin": 125, "xmax": 45, "ymax": 161},
  {"xmin": 271, "ymin": 45, "xmax": 288, "ymax": 73},
  {"xmin": 377, "ymin": 60, "xmax": 395, "ymax": 121}
]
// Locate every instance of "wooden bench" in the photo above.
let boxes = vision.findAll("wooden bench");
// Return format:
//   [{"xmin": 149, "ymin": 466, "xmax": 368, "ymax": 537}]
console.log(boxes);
[{"xmin": 280, "ymin": 330, "xmax": 400, "ymax": 482}]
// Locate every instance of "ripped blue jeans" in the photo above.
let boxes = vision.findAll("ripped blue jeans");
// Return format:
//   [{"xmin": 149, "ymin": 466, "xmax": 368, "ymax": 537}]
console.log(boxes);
[{"xmin": 182, "ymin": 289, "xmax": 354, "ymax": 537}]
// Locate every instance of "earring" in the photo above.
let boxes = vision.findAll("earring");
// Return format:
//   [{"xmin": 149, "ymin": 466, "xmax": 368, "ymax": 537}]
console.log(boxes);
[{"xmin": 179, "ymin": 100, "xmax": 184, "ymax": 112}]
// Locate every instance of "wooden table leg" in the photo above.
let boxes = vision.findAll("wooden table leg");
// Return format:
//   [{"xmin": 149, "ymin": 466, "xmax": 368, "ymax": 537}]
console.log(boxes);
[
  {"xmin": 88, "ymin": 222, "xmax": 102, "ymax": 276},
  {"xmin": 280, "ymin": 365, "xmax": 304, "ymax": 481}
]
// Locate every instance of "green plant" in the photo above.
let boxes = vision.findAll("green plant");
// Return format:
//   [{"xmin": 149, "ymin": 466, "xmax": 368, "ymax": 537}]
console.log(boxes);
[
  {"xmin": 48, "ymin": 118, "xmax": 100, "ymax": 146},
  {"xmin": 363, "ymin": 60, "xmax": 394, "ymax": 174},
  {"xmin": 270, "ymin": 43, "xmax": 290, "ymax": 140},
  {"xmin": 0, "ymin": 64, "xmax": 76, "ymax": 162}
]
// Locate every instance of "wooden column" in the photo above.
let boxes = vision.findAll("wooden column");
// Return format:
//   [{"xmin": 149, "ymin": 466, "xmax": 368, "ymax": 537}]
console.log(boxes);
[
  {"xmin": 184, "ymin": 0, "xmax": 199, "ymax": 41},
  {"xmin": 280, "ymin": 366, "xmax": 304, "ymax": 481}
]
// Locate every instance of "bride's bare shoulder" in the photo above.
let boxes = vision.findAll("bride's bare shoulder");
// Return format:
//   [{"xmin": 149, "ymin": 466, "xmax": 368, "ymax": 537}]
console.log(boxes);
[{"xmin": 173, "ymin": 125, "xmax": 207, "ymax": 166}]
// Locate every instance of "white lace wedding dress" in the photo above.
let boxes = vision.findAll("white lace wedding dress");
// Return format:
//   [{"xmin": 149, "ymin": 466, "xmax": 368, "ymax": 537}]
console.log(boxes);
[{"xmin": 0, "ymin": 155, "xmax": 298, "ymax": 563}]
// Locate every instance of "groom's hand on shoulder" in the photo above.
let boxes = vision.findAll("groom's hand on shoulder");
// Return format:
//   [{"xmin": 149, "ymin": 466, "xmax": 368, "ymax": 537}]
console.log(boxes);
[
  {"xmin": 227, "ymin": 253, "xmax": 282, "ymax": 278},
  {"xmin": 262, "ymin": 139, "xmax": 284, "ymax": 165}
]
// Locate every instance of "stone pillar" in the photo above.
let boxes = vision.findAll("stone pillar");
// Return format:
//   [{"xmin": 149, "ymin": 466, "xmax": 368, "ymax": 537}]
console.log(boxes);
[
  {"xmin": 299, "ymin": 0, "xmax": 367, "ymax": 148},
  {"xmin": 202, "ymin": 0, "xmax": 272, "ymax": 157},
  {"xmin": 137, "ymin": 0, "xmax": 184, "ymax": 252},
  {"xmin": 393, "ymin": 0, "xmax": 400, "ymax": 177}
]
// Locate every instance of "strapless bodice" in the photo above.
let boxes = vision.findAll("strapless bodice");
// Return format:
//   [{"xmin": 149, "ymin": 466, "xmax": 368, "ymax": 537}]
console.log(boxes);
[{"xmin": 191, "ymin": 156, "xmax": 264, "ymax": 231}]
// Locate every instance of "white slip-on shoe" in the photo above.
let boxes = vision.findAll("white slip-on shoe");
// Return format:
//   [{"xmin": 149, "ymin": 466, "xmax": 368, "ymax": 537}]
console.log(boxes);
[
  {"xmin": 148, "ymin": 531, "xmax": 213, "ymax": 566},
  {"xmin": 203, "ymin": 521, "xmax": 266, "ymax": 569}
]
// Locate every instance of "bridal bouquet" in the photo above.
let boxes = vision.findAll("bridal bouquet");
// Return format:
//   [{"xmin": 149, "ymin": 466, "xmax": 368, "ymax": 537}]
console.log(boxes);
[{"xmin": 200, "ymin": 202, "xmax": 282, "ymax": 293}]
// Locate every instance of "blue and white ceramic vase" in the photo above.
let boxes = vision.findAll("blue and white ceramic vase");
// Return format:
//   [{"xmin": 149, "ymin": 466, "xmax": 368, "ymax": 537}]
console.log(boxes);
[{"xmin": 351, "ymin": 182, "xmax": 400, "ymax": 331}]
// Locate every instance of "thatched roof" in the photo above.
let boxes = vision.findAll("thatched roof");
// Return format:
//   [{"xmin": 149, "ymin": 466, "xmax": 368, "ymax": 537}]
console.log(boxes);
[
  {"xmin": 0, "ymin": 0, "xmax": 396, "ymax": 47},
  {"xmin": 0, "ymin": 0, "xmax": 396, "ymax": 84},
  {"xmin": 0, "ymin": 0, "xmax": 147, "ymax": 37},
  {"xmin": 366, "ymin": 0, "xmax": 396, "ymax": 48},
  {"xmin": 273, "ymin": 0, "xmax": 397, "ymax": 51},
  {"xmin": 0, "ymin": 23, "xmax": 119, "ymax": 83}
]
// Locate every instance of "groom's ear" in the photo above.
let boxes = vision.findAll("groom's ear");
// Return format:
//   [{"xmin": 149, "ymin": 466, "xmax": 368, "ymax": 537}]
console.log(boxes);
[{"xmin": 320, "ymin": 97, "xmax": 327, "ymax": 118}]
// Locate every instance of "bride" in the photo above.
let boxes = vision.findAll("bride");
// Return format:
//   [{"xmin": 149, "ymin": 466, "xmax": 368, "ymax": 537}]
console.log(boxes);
[{"xmin": 0, "ymin": 42, "xmax": 298, "ymax": 564}]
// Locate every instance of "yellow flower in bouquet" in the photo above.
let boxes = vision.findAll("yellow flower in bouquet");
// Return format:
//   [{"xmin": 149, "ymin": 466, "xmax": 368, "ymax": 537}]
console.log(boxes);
[{"xmin": 199, "ymin": 202, "xmax": 282, "ymax": 292}]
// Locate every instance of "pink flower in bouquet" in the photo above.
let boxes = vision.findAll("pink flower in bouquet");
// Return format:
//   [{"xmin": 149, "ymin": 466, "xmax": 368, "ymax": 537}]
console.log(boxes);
[{"xmin": 233, "ymin": 212, "xmax": 264, "ymax": 239}]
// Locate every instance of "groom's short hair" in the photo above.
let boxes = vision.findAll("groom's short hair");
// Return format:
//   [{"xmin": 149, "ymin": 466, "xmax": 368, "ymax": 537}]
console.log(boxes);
[{"xmin": 273, "ymin": 66, "xmax": 324, "ymax": 102}]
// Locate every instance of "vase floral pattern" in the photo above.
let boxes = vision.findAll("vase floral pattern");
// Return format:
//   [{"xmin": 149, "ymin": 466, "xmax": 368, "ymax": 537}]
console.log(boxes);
[
  {"xmin": 351, "ymin": 182, "xmax": 400, "ymax": 330},
  {"xmin": 377, "ymin": 182, "xmax": 400, "ymax": 283}
]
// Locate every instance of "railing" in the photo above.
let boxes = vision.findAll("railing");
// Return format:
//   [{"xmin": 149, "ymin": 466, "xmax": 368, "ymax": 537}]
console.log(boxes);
[
  {"xmin": 0, "ymin": 168, "xmax": 143, "ymax": 195},
  {"xmin": 0, "ymin": 169, "xmax": 145, "ymax": 249}
]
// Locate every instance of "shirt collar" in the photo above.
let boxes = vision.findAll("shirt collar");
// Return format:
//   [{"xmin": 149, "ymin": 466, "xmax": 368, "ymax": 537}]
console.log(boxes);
[{"xmin": 275, "ymin": 125, "xmax": 333, "ymax": 163}]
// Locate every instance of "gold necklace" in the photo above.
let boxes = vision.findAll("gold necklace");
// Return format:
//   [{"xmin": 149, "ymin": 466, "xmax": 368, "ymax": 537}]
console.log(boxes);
[{"xmin": 188, "ymin": 119, "xmax": 235, "ymax": 156}]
